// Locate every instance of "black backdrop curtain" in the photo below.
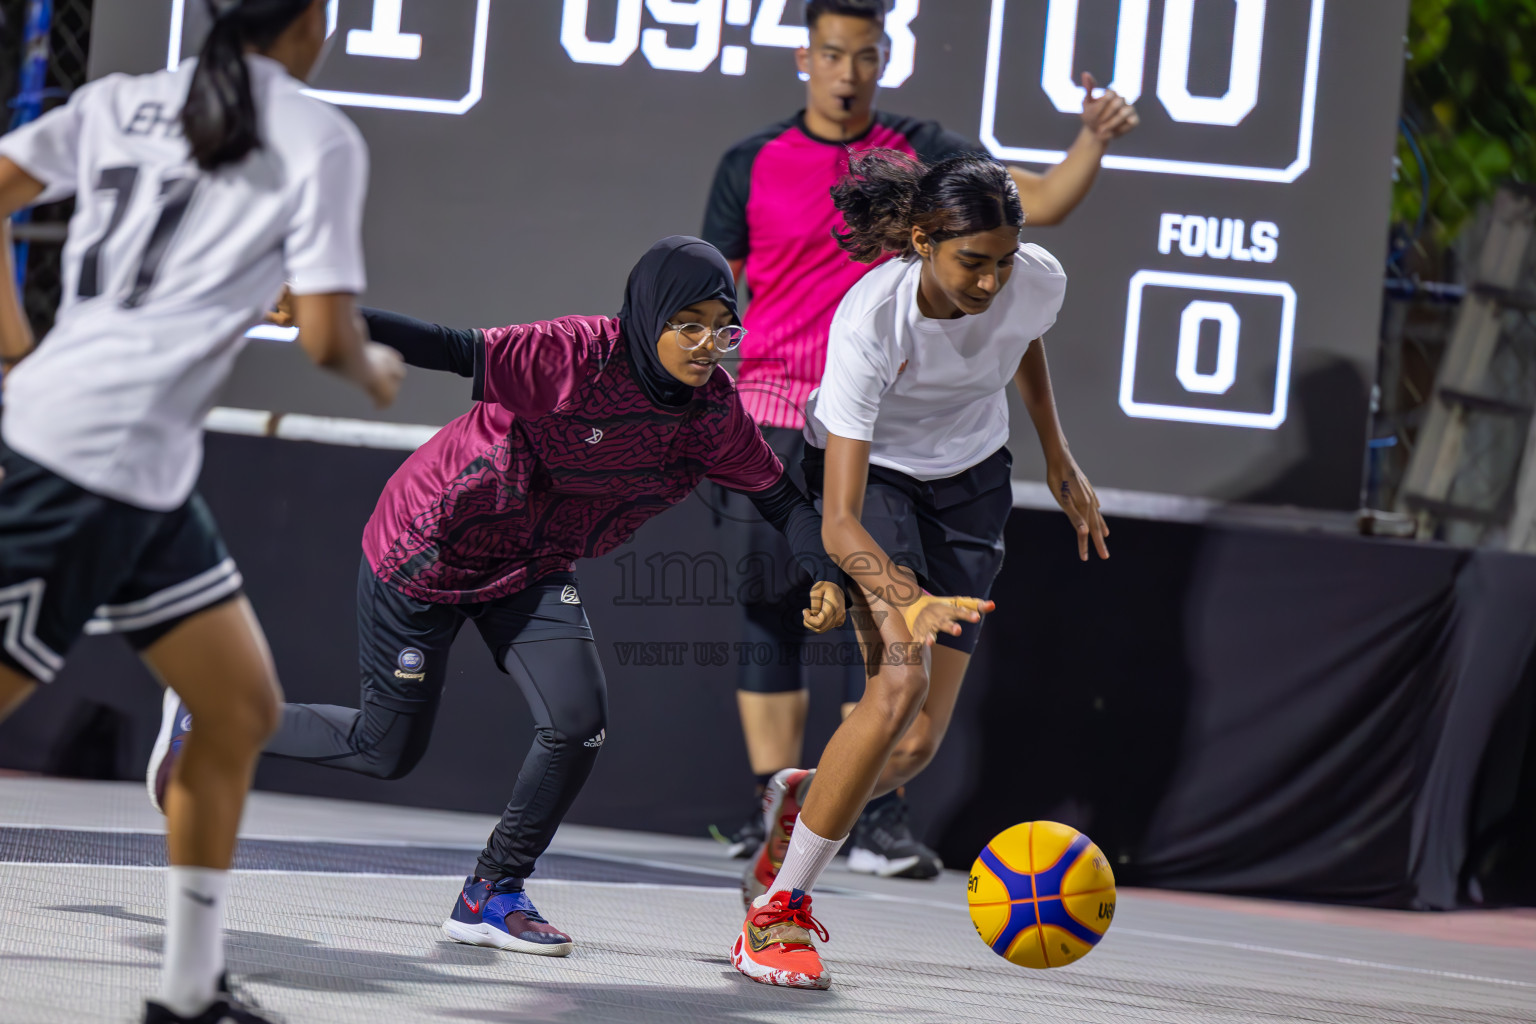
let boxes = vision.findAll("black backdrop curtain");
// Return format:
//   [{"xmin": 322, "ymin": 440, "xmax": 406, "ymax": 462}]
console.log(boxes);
[
  {"xmin": 3, "ymin": 434, "xmax": 1534, "ymax": 909},
  {"xmin": 938, "ymin": 519, "xmax": 1536, "ymax": 909}
]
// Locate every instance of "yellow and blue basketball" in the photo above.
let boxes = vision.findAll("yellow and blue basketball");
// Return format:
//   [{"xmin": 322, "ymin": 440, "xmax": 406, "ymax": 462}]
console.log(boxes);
[{"xmin": 967, "ymin": 821, "xmax": 1116, "ymax": 969}]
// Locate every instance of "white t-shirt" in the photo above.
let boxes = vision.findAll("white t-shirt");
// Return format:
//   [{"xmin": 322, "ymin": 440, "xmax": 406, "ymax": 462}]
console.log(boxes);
[
  {"xmin": 0, "ymin": 55, "xmax": 368, "ymax": 511},
  {"xmin": 805, "ymin": 245, "xmax": 1067, "ymax": 481}
]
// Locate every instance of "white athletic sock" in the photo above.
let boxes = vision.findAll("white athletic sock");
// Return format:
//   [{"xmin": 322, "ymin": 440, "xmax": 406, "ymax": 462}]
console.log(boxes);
[
  {"xmin": 770, "ymin": 819, "xmax": 846, "ymax": 897},
  {"xmin": 159, "ymin": 867, "xmax": 229, "ymax": 1016}
]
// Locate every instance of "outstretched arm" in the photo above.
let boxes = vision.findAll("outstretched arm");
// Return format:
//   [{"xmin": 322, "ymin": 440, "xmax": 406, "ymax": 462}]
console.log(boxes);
[
  {"xmin": 289, "ymin": 295, "xmax": 404, "ymax": 409},
  {"xmin": 820, "ymin": 434, "xmax": 991, "ymax": 645},
  {"xmin": 272, "ymin": 290, "xmax": 479, "ymax": 378},
  {"xmin": 1007, "ymin": 72, "xmax": 1138, "ymax": 226},
  {"xmin": 359, "ymin": 310, "xmax": 590, "ymax": 417},
  {"xmin": 728, "ymin": 474, "xmax": 846, "ymax": 632},
  {"xmin": 360, "ymin": 307, "xmax": 480, "ymax": 378},
  {"xmin": 0, "ymin": 159, "xmax": 45, "ymax": 370},
  {"xmin": 1013, "ymin": 339, "xmax": 1109, "ymax": 561}
]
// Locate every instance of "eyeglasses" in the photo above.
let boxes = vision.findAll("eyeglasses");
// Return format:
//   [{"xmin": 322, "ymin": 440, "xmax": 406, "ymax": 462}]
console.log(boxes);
[{"xmin": 668, "ymin": 322, "xmax": 747, "ymax": 353}]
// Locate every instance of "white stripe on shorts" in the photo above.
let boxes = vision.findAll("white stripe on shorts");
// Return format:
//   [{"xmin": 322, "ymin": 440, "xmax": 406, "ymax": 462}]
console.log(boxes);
[
  {"xmin": 89, "ymin": 558, "xmax": 238, "ymax": 621},
  {"xmin": 84, "ymin": 567, "xmax": 244, "ymax": 636},
  {"xmin": 0, "ymin": 578, "xmax": 63, "ymax": 682}
]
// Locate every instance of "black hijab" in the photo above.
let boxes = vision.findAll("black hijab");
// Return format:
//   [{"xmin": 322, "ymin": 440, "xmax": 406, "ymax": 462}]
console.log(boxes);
[{"xmin": 617, "ymin": 236, "xmax": 739, "ymax": 408}]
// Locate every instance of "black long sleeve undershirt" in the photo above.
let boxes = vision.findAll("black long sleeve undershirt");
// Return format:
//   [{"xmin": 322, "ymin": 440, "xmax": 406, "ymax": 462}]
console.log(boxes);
[
  {"xmin": 728, "ymin": 475, "xmax": 840, "ymax": 587},
  {"xmin": 361, "ymin": 306, "xmax": 485, "ymax": 397}
]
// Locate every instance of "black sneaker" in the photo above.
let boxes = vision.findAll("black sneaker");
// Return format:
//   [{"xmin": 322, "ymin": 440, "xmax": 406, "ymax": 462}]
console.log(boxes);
[
  {"xmin": 847, "ymin": 791, "xmax": 942, "ymax": 879},
  {"xmin": 711, "ymin": 799, "xmax": 767, "ymax": 860},
  {"xmin": 143, "ymin": 998, "xmax": 277, "ymax": 1023},
  {"xmin": 144, "ymin": 976, "xmax": 278, "ymax": 1023}
]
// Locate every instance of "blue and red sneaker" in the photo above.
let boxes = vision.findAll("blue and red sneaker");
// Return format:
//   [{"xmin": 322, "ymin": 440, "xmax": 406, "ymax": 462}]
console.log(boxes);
[
  {"xmin": 146, "ymin": 689, "xmax": 192, "ymax": 814},
  {"xmin": 441, "ymin": 876, "xmax": 573, "ymax": 957}
]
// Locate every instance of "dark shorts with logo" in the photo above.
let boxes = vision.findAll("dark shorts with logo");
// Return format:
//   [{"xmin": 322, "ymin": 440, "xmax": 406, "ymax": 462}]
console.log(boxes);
[
  {"xmin": 741, "ymin": 426, "xmax": 812, "ymax": 606},
  {"xmin": 356, "ymin": 558, "xmax": 594, "ymax": 712},
  {"xmin": 0, "ymin": 444, "xmax": 241, "ymax": 683},
  {"xmin": 803, "ymin": 444, "xmax": 1014, "ymax": 656}
]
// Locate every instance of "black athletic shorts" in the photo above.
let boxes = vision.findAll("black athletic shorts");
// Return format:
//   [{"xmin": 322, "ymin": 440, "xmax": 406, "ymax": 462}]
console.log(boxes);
[
  {"xmin": 803, "ymin": 444, "xmax": 1014, "ymax": 654},
  {"xmin": 0, "ymin": 444, "xmax": 241, "ymax": 682},
  {"xmin": 740, "ymin": 425, "xmax": 812, "ymax": 607}
]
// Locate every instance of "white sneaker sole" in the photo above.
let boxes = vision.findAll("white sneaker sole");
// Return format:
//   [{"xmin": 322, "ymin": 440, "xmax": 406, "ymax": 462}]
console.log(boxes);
[
  {"xmin": 731, "ymin": 933, "xmax": 830, "ymax": 990},
  {"xmin": 441, "ymin": 919, "xmax": 573, "ymax": 957},
  {"xmin": 145, "ymin": 689, "xmax": 181, "ymax": 814},
  {"xmin": 846, "ymin": 846, "xmax": 924, "ymax": 878}
]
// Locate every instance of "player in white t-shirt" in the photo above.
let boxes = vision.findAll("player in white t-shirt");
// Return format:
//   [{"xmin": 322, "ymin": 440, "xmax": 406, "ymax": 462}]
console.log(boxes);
[
  {"xmin": 0, "ymin": 2, "xmax": 402, "ymax": 1020},
  {"xmin": 733, "ymin": 151, "xmax": 1108, "ymax": 989}
]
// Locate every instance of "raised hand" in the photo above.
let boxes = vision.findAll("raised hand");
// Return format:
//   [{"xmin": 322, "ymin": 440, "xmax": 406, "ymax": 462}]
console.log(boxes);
[{"xmin": 1079, "ymin": 72, "xmax": 1139, "ymax": 143}]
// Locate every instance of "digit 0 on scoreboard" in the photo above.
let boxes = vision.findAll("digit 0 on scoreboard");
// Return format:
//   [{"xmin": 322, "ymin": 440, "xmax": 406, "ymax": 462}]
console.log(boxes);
[
  {"xmin": 1120, "ymin": 271, "xmax": 1297, "ymax": 430},
  {"xmin": 981, "ymin": 0, "xmax": 1328, "ymax": 181}
]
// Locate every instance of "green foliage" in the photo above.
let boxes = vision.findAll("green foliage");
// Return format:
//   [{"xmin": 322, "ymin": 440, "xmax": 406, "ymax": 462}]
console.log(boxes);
[{"xmin": 1395, "ymin": 0, "xmax": 1536, "ymax": 245}]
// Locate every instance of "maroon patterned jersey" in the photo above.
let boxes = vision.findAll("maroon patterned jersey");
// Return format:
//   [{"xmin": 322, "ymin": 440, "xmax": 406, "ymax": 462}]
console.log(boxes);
[{"xmin": 362, "ymin": 315, "xmax": 781, "ymax": 603}]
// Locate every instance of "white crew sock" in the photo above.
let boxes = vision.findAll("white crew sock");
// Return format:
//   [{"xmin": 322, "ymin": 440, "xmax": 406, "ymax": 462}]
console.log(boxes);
[
  {"xmin": 159, "ymin": 866, "xmax": 229, "ymax": 1016},
  {"xmin": 768, "ymin": 819, "xmax": 846, "ymax": 899}
]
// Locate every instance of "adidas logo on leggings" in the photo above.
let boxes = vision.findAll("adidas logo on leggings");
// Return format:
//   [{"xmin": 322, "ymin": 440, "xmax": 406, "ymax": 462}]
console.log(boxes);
[{"xmin": 583, "ymin": 729, "xmax": 606, "ymax": 748}]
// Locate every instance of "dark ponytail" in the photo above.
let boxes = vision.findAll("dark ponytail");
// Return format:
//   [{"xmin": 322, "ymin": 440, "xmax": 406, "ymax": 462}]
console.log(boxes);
[
  {"xmin": 832, "ymin": 150, "xmax": 1025, "ymax": 263},
  {"xmin": 181, "ymin": 0, "xmax": 316, "ymax": 171}
]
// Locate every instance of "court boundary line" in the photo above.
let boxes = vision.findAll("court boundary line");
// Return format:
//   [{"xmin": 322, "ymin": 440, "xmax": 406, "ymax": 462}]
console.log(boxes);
[
  {"xmin": 4, "ymin": 859, "xmax": 1531, "ymax": 988},
  {"xmin": 0, "ymin": 862, "xmax": 737, "ymax": 893},
  {"xmin": 0, "ymin": 823, "xmax": 747, "ymax": 878}
]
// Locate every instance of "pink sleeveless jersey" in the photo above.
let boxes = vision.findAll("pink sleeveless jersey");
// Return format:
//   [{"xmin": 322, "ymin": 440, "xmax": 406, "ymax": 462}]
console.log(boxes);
[{"xmin": 702, "ymin": 111, "xmax": 980, "ymax": 428}]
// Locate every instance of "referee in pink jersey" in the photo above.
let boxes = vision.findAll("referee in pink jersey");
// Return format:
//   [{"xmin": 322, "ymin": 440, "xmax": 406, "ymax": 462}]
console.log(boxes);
[{"xmin": 703, "ymin": 0, "xmax": 1137, "ymax": 878}]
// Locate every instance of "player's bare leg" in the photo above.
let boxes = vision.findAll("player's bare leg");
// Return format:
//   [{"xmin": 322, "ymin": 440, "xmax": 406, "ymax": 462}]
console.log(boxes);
[
  {"xmin": 867, "ymin": 644, "xmax": 971, "ymax": 796},
  {"xmin": 737, "ymin": 690, "xmax": 809, "ymax": 780},
  {"xmin": 733, "ymin": 592, "xmax": 923, "ymax": 989},
  {"xmin": 798, "ymin": 595, "xmax": 927, "ymax": 840},
  {"xmin": 139, "ymin": 597, "xmax": 281, "ymax": 1017},
  {"xmin": 835, "ymin": 690, "xmax": 943, "ymax": 878},
  {"xmin": 727, "ymin": 690, "xmax": 810, "ymax": 856},
  {"xmin": 740, "ymin": 592, "xmax": 924, "ymax": 897}
]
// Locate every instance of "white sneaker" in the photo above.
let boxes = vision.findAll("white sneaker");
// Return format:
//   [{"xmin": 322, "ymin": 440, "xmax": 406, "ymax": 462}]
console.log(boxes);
[{"xmin": 145, "ymin": 689, "xmax": 190, "ymax": 814}]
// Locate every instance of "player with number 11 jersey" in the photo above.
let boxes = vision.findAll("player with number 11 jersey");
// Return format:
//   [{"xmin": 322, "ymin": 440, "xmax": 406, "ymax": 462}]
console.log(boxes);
[{"xmin": 0, "ymin": 3, "xmax": 401, "ymax": 1020}]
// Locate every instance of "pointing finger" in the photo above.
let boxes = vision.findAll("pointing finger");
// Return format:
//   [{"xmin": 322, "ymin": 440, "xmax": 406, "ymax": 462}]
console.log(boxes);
[{"xmin": 946, "ymin": 596, "xmax": 994, "ymax": 616}]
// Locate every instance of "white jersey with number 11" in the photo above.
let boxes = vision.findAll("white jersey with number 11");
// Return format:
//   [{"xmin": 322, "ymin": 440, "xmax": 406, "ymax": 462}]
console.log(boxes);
[{"xmin": 0, "ymin": 55, "xmax": 368, "ymax": 511}]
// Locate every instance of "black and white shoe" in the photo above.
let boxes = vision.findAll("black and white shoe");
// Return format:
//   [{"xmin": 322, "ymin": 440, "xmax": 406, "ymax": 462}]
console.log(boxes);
[
  {"xmin": 713, "ymin": 801, "xmax": 767, "ymax": 860},
  {"xmin": 846, "ymin": 791, "xmax": 942, "ymax": 879},
  {"xmin": 142, "ymin": 998, "xmax": 277, "ymax": 1023},
  {"xmin": 144, "ymin": 976, "xmax": 278, "ymax": 1023},
  {"xmin": 146, "ymin": 688, "xmax": 191, "ymax": 814}
]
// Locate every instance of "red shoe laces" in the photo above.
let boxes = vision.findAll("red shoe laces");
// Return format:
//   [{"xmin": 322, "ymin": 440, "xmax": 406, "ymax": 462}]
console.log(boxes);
[{"xmin": 751, "ymin": 897, "xmax": 830, "ymax": 943}]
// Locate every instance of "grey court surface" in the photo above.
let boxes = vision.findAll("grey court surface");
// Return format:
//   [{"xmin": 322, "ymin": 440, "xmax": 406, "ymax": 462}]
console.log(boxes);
[{"xmin": 1, "ymin": 778, "xmax": 1533, "ymax": 1024}]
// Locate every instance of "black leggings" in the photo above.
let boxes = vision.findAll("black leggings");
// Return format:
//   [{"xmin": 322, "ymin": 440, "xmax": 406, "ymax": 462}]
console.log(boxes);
[{"xmin": 264, "ymin": 560, "xmax": 606, "ymax": 882}]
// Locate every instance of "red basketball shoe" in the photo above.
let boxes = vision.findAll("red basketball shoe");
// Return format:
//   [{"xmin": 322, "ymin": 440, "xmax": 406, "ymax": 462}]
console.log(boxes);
[
  {"xmin": 741, "ymin": 768, "xmax": 814, "ymax": 909},
  {"xmin": 731, "ymin": 889, "xmax": 831, "ymax": 990}
]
